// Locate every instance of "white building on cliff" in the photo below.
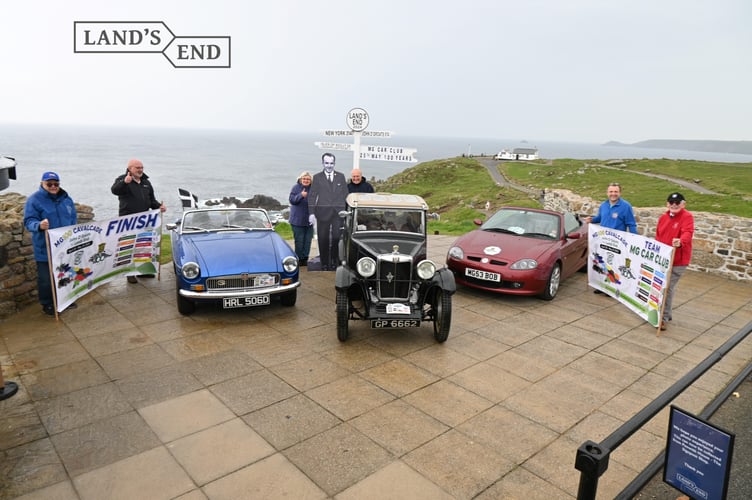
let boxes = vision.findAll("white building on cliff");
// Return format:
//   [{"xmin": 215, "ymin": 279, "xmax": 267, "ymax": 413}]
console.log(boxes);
[{"xmin": 494, "ymin": 147, "xmax": 539, "ymax": 161}]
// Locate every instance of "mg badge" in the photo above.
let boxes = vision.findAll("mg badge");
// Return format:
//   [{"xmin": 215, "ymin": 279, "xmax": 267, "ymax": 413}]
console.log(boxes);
[
  {"xmin": 484, "ymin": 246, "xmax": 501, "ymax": 255},
  {"xmin": 481, "ymin": 257, "xmax": 489, "ymax": 264}
]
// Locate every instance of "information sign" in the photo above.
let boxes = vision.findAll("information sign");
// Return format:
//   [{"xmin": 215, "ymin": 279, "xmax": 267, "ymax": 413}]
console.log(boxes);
[{"xmin": 664, "ymin": 406, "xmax": 734, "ymax": 500}]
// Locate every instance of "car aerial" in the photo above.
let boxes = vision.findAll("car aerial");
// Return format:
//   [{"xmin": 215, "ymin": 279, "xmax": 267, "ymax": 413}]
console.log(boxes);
[
  {"xmin": 335, "ymin": 193, "xmax": 456, "ymax": 342},
  {"xmin": 446, "ymin": 206, "xmax": 588, "ymax": 300},
  {"xmin": 167, "ymin": 207, "xmax": 300, "ymax": 315}
]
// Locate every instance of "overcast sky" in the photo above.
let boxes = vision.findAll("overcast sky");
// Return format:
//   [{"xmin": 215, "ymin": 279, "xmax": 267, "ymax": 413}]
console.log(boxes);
[{"xmin": 2, "ymin": 0, "xmax": 750, "ymax": 143}]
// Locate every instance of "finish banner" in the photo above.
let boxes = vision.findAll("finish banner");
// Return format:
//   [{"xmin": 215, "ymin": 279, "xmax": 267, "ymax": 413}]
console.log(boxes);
[
  {"xmin": 587, "ymin": 224, "xmax": 674, "ymax": 328},
  {"xmin": 46, "ymin": 210, "xmax": 162, "ymax": 312}
]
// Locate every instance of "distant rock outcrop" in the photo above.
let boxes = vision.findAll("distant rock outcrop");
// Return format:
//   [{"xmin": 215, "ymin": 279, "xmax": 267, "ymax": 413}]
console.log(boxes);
[{"xmin": 204, "ymin": 195, "xmax": 285, "ymax": 211}]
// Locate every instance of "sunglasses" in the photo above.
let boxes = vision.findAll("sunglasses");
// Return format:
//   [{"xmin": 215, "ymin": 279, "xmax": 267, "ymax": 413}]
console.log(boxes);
[
  {"xmin": 668, "ymin": 201, "xmax": 682, "ymax": 206},
  {"xmin": 45, "ymin": 182, "xmax": 60, "ymax": 187}
]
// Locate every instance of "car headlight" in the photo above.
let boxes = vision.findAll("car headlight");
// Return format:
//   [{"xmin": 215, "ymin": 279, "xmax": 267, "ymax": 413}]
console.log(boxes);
[
  {"xmin": 510, "ymin": 259, "xmax": 538, "ymax": 270},
  {"xmin": 181, "ymin": 262, "xmax": 200, "ymax": 279},
  {"xmin": 448, "ymin": 246, "xmax": 464, "ymax": 260},
  {"xmin": 357, "ymin": 257, "xmax": 376, "ymax": 278},
  {"xmin": 416, "ymin": 260, "xmax": 437, "ymax": 280},
  {"xmin": 283, "ymin": 256, "xmax": 298, "ymax": 273}
]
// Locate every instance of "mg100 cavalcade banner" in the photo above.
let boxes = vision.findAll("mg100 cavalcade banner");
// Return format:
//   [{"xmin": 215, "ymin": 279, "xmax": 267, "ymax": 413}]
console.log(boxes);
[
  {"xmin": 587, "ymin": 224, "xmax": 674, "ymax": 328},
  {"xmin": 46, "ymin": 210, "xmax": 162, "ymax": 312}
]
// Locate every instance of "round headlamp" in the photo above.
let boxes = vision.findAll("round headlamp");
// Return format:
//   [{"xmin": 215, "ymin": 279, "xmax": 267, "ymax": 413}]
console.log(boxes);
[
  {"xmin": 357, "ymin": 257, "xmax": 376, "ymax": 278},
  {"xmin": 416, "ymin": 259, "xmax": 437, "ymax": 280},
  {"xmin": 283, "ymin": 256, "xmax": 298, "ymax": 273},
  {"xmin": 181, "ymin": 262, "xmax": 200, "ymax": 279}
]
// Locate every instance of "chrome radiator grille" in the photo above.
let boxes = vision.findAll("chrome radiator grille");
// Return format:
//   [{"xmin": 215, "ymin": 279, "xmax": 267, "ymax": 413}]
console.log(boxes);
[{"xmin": 377, "ymin": 256, "xmax": 413, "ymax": 300}]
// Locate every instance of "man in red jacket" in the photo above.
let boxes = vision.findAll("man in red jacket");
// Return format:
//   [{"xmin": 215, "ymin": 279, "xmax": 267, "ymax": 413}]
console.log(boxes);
[{"xmin": 656, "ymin": 192, "xmax": 694, "ymax": 330}]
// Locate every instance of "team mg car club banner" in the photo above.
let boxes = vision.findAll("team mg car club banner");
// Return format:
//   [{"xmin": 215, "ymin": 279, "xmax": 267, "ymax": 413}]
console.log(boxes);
[
  {"xmin": 588, "ymin": 224, "xmax": 674, "ymax": 328},
  {"xmin": 46, "ymin": 210, "xmax": 162, "ymax": 312}
]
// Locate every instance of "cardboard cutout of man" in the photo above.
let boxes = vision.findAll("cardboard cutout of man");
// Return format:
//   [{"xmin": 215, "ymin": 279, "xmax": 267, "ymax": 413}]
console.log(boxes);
[{"xmin": 308, "ymin": 153, "xmax": 348, "ymax": 270}]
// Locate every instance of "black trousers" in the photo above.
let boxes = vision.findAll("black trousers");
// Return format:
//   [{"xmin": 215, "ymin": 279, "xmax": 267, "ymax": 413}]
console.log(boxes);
[{"xmin": 317, "ymin": 218, "xmax": 341, "ymax": 269}]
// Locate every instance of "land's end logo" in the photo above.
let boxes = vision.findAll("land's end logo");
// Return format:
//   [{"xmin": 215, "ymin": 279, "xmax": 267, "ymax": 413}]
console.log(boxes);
[{"xmin": 74, "ymin": 21, "xmax": 231, "ymax": 68}]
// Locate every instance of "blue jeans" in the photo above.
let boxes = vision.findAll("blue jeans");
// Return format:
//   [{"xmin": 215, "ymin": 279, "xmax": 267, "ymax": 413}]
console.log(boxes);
[
  {"xmin": 291, "ymin": 224, "xmax": 314, "ymax": 261},
  {"xmin": 36, "ymin": 260, "xmax": 53, "ymax": 306}
]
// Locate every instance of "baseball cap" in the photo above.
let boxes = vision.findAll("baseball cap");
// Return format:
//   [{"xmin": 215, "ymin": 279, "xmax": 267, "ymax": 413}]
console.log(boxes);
[
  {"xmin": 667, "ymin": 192, "xmax": 685, "ymax": 203},
  {"xmin": 41, "ymin": 171, "xmax": 60, "ymax": 182}
]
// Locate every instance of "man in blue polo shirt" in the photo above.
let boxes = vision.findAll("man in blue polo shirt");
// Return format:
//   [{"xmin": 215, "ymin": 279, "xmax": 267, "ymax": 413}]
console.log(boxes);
[{"xmin": 584, "ymin": 182, "xmax": 637, "ymax": 233}]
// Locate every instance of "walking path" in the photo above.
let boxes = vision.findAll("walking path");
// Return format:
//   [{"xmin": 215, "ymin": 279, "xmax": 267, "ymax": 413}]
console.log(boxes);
[
  {"xmin": 2, "ymin": 236, "xmax": 751, "ymax": 499},
  {"xmin": 477, "ymin": 158, "xmax": 719, "ymax": 196}
]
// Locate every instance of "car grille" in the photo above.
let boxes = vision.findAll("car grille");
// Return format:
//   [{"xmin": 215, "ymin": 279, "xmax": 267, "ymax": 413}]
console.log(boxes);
[
  {"xmin": 377, "ymin": 256, "xmax": 412, "ymax": 300},
  {"xmin": 467, "ymin": 255, "xmax": 508, "ymax": 266},
  {"xmin": 206, "ymin": 274, "xmax": 279, "ymax": 291}
]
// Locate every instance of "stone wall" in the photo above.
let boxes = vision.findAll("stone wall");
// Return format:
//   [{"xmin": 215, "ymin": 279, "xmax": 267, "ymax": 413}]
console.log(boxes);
[
  {"xmin": 0, "ymin": 193, "xmax": 94, "ymax": 319},
  {"xmin": 543, "ymin": 189, "xmax": 752, "ymax": 281}
]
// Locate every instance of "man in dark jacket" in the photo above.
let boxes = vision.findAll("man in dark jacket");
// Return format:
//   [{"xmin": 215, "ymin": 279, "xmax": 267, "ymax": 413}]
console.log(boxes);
[
  {"xmin": 308, "ymin": 153, "xmax": 348, "ymax": 271},
  {"xmin": 23, "ymin": 171, "xmax": 77, "ymax": 315},
  {"xmin": 347, "ymin": 168, "xmax": 375, "ymax": 193},
  {"xmin": 111, "ymin": 159, "xmax": 165, "ymax": 282}
]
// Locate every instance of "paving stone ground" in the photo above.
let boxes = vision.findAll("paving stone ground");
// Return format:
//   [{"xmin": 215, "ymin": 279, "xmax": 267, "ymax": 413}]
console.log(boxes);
[{"xmin": 2, "ymin": 235, "xmax": 751, "ymax": 499}]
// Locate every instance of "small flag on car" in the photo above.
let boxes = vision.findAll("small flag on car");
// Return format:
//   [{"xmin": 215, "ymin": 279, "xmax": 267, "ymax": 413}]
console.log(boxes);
[{"xmin": 178, "ymin": 188, "xmax": 198, "ymax": 209}]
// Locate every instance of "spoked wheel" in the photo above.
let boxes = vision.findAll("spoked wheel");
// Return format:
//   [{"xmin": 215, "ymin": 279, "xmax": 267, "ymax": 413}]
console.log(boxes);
[
  {"xmin": 432, "ymin": 288, "xmax": 452, "ymax": 342},
  {"xmin": 539, "ymin": 263, "xmax": 561, "ymax": 301},
  {"xmin": 336, "ymin": 289, "xmax": 350, "ymax": 342}
]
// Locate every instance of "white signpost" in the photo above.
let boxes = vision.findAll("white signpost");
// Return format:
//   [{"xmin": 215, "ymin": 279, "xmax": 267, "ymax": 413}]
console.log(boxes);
[{"xmin": 317, "ymin": 108, "xmax": 417, "ymax": 169}]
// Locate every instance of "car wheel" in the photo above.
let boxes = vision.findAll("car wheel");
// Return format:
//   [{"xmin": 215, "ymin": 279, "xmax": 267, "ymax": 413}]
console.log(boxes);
[
  {"xmin": 336, "ymin": 289, "xmax": 349, "ymax": 342},
  {"xmin": 280, "ymin": 289, "xmax": 297, "ymax": 307},
  {"xmin": 175, "ymin": 282, "xmax": 195, "ymax": 315},
  {"xmin": 540, "ymin": 262, "xmax": 561, "ymax": 301},
  {"xmin": 432, "ymin": 288, "xmax": 452, "ymax": 343}
]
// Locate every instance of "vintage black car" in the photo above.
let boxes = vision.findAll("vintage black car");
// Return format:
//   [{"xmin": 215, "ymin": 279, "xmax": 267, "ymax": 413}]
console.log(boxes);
[{"xmin": 335, "ymin": 193, "xmax": 455, "ymax": 342}]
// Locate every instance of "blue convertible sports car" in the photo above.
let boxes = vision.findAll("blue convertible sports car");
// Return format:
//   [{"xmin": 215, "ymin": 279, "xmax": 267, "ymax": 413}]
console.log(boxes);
[{"xmin": 167, "ymin": 208, "xmax": 300, "ymax": 315}]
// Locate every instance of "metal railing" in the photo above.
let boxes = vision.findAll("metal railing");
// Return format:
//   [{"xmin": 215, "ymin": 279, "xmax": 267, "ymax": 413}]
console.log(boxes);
[{"xmin": 574, "ymin": 320, "xmax": 752, "ymax": 500}]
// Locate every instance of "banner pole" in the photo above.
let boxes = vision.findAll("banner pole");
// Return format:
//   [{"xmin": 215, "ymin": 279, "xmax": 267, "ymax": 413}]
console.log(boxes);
[
  {"xmin": 158, "ymin": 206, "xmax": 163, "ymax": 281},
  {"xmin": 44, "ymin": 228, "xmax": 59, "ymax": 321}
]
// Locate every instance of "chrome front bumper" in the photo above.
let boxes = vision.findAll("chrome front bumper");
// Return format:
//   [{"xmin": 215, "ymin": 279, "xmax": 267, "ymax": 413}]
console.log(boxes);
[{"xmin": 178, "ymin": 281, "xmax": 300, "ymax": 299}]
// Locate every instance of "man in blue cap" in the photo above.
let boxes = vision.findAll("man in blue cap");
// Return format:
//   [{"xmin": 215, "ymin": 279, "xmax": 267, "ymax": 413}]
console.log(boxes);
[{"xmin": 23, "ymin": 171, "xmax": 78, "ymax": 315}]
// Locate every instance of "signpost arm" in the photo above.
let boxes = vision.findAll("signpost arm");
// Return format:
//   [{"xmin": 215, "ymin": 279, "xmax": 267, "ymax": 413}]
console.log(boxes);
[{"xmin": 353, "ymin": 131, "xmax": 362, "ymax": 170}]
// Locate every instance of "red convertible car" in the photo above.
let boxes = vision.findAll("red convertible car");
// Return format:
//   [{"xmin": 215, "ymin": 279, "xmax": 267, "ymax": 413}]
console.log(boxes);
[{"xmin": 446, "ymin": 207, "xmax": 588, "ymax": 300}]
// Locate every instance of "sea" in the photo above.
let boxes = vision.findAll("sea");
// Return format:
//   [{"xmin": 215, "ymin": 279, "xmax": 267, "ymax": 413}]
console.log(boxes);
[{"xmin": 2, "ymin": 123, "xmax": 751, "ymax": 221}]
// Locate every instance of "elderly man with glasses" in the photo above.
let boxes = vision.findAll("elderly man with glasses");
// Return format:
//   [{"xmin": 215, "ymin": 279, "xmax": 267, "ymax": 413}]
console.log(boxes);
[
  {"xmin": 655, "ymin": 192, "xmax": 695, "ymax": 330},
  {"xmin": 23, "ymin": 171, "xmax": 78, "ymax": 315}
]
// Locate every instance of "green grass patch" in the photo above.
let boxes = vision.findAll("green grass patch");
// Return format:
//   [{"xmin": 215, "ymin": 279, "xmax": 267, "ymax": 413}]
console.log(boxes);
[
  {"xmin": 378, "ymin": 157, "xmax": 540, "ymax": 235},
  {"xmin": 498, "ymin": 158, "xmax": 752, "ymax": 217}
]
